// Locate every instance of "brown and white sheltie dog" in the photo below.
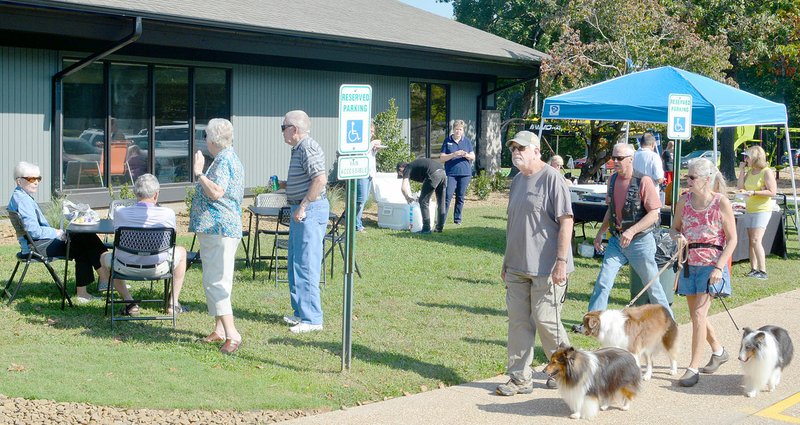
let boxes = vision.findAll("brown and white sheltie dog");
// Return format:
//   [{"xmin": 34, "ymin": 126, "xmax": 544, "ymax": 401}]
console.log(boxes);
[
  {"xmin": 739, "ymin": 325, "xmax": 794, "ymax": 397},
  {"xmin": 544, "ymin": 343, "xmax": 642, "ymax": 419},
  {"xmin": 582, "ymin": 304, "xmax": 678, "ymax": 380}
]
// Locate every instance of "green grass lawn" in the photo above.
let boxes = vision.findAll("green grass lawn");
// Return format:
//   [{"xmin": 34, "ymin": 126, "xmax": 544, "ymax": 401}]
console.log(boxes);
[{"xmin": 0, "ymin": 201, "xmax": 797, "ymax": 411}]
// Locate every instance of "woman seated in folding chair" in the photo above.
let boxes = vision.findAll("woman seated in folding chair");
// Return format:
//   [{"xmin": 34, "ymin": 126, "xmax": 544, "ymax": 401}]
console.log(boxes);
[
  {"xmin": 98, "ymin": 174, "xmax": 188, "ymax": 316},
  {"xmin": 7, "ymin": 161, "xmax": 108, "ymax": 303}
]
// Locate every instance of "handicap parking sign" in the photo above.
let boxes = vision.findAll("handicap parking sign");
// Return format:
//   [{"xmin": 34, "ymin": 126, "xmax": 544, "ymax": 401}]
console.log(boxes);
[
  {"xmin": 673, "ymin": 117, "xmax": 685, "ymax": 132},
  {"xmin": 667, "ymin": 94, "xmax": 692, "ymax": 139},
  {"xmin": 346, "ymin": 120, "xmax": 363, "ymax": 144}
]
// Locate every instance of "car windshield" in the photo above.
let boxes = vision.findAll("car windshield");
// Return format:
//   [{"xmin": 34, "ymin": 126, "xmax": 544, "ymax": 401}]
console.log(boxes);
[{"xmin": 683, "ymin": 150, "xmax": 705, "ymax": 159}]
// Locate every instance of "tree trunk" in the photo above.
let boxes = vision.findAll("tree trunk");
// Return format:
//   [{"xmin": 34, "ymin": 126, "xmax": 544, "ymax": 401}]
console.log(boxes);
[{"xmin": 719, "ymin": 127, "xmax": 737, "ymax": 181}]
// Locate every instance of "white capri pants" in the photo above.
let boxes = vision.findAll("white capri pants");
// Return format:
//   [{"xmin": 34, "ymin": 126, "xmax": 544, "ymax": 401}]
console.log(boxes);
[{"xmin": 198, "ymin": 233, "xmax": 240, "ymax": 317}]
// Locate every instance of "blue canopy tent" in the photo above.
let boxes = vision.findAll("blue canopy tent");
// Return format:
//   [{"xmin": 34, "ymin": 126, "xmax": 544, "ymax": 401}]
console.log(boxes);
[{"xmin": 538, "ymin": 66, "xmax": 798, "ymax": 240}]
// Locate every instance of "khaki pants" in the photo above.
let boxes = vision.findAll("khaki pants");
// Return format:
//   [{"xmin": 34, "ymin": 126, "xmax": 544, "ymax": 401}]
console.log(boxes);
[{"xmin": 505, "ymin": 271, "xmax": 570, "ymax": 382}]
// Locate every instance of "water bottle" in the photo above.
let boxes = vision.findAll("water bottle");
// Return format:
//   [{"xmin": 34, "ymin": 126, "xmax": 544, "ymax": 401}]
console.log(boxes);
[{"xmin": 408, "ymin": 204, "xmax": 414, "ymax": 231}]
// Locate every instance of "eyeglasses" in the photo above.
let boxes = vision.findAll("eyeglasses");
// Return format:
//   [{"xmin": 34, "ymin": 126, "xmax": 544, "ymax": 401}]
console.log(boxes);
[
  {"xmin": 611, "ymin": 155, "xmax": 631, "ymax": 161},
  {"xmin": 281, "ymin": 124, "xmax": 294, "ymax": 132},
  {"xmin": 509, "ymin": 144, "xmax": 527, "ymax": 152},
  {"xmin": 20, "ymin": 176, "xmax": 42, "ymax": 183}
]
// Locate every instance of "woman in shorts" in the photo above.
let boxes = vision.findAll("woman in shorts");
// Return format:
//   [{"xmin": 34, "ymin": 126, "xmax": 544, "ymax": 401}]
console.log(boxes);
[{"xmin": 671, "ymin": 158, "xmax": 737, "ymax": 387}]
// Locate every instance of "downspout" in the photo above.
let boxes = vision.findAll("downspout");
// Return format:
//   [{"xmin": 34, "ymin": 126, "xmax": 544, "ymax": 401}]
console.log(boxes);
[
  {"xmin": 475, "ymin": 77, "xmax": 535, "ymax": 172},
  {"xmin": 51, "ymin": 16, "xmax": 143, "ymax": 195}
]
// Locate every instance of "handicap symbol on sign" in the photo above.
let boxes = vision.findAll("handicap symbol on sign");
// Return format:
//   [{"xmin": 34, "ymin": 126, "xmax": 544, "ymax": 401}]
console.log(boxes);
[
  {"xmin": 346, "ymin": 120, "xmax": 362, "ymax": 144},
  {"xmin": 674, "ymin": 117, "xmax": 685, "ymax": 132}
]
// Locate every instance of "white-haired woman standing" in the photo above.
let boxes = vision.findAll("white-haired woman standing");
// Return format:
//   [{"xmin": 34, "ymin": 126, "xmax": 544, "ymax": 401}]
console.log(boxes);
[
  {"xmin": 190, "ymin": 118, "xmax": 244, "ymax": 355},
  {"xmin": 671, "ymin": 158, "xmax": 737, "ymax": 387},
  {"xmin": 736, "ymin": 145, "xmax": 777, "ymax": 279},
  {"xmin": 8, "ymin": 161, "xmax": 108, "ymax": 303}
]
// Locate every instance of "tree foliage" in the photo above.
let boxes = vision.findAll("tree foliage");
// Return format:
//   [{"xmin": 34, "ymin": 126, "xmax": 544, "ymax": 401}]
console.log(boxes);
[
  {"xmin": 445, "ymin": 0, "xmax": 800, "ymax": 181},
  {"xmin": 374, "ymin": 98, "xmax": 413, "ymax": 172}
]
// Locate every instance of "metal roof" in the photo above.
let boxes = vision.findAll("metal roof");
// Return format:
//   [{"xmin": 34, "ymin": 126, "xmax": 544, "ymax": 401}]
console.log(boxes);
[{"xmin": 15, "ymin": 0, "xmax": 546, "ymax": 66}]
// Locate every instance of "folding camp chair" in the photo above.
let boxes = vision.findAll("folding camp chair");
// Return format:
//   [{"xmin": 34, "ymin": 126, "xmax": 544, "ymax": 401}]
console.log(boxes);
[
  {"xmin": 3, "ymin": 210, "xmax": 72, "ymax": 308},
  {"xmin": 104, "ymin": 226, "xmax": 177, "ymax": 328}
]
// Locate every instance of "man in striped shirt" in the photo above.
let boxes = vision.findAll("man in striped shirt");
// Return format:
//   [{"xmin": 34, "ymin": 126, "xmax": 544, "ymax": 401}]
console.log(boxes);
[{"xmin": 280, "ymin": 110, "xmax": 329, "ymax": 333}]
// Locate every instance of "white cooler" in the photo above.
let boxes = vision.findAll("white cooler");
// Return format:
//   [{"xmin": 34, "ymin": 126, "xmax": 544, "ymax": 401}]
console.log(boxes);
[{"xmin": 372, "ymin": 172, "xmax": 436, "ymax": 231}]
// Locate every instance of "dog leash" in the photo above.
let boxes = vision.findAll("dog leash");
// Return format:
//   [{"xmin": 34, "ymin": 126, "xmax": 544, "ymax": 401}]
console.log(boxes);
[
  {"xmin": 627, "ymin": 238, "xmax": 687, "ymax": 307},
  {"xmin": 707, "ymin": 278, "xmax": 740, "ymax": 331}
]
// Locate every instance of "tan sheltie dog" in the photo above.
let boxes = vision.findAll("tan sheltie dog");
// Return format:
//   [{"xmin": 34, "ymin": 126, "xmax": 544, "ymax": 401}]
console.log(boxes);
[
  {"xmin": 739, "ymin": 325, "xmax": 794, "ymax": 397},
  {"xmin": 582, "ymin": 304, "xmax": 678, "ymax": 380},
  {"xmin": 544, "ymin": 343, "xmax": 642, "ymax": 419}
]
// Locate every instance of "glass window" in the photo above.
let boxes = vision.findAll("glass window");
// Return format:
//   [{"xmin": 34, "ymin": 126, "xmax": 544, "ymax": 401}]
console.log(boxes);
[
  {"xmin": 409, "ymin": 82, "xmax": 449, "ymax": 158},
  {"xmin": 195, "ymin": 68, "xmax": 230, "ymax": 171},
  {"xmin": 62, "ymin": 61, "xmax": 104, "ymax": 190},
  {"xmin": 154, "ymin": 66, "xmax": 190, "ymax": 183},
  {"xmin": 109, "ymin": 63, "xmax": 148, "ymax": 187},
  {"xmin": 59, "ymin": 60, "xmax": 230, "ymax": 193}
]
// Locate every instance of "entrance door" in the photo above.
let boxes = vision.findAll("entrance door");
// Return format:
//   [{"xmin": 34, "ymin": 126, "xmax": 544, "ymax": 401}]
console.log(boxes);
[{"xmin": 410, "ymin": 82, "xmax": 449, "ymax": 158}]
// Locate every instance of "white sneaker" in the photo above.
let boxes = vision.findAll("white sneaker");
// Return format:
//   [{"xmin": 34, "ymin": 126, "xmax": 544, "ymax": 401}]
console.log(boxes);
[
  {"xmin": 74, "ymin": 295, "xmax": 101, "ymax": 304},
  {"xmin": 289, "ymin": 323, "xmax": 323, "ymax": 333},
  {"xmin": 283, "ymin": 315, "xmax": 301, "ymax": 325}
]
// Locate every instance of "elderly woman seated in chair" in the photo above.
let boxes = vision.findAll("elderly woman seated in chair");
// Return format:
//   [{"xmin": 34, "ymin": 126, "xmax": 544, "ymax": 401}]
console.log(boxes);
[
  {"xmin": 7, "ymin": 161, "xmax": 108, "ymax": 303},
  {"xmin": 99, "ymin": 174, "xmax": 187, "ymax": 316}
]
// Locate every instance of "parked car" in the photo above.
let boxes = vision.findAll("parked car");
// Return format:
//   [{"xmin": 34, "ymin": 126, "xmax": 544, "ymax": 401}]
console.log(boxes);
[{"xmin": 680, "ymin": 150, "xmax": 720, "ymax": 168}]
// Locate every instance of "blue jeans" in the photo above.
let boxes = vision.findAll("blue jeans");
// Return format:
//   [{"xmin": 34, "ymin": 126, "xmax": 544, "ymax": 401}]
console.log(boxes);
[
  {"xmin": 445, "ymin": 174, "xmax": 471, "ymax": 224},
  {"xmin": 588, "ymin": 234, "xmax": 673, "ymax": 316},
  {"xmin": 288, "ymin": 200, "xmax": 329, "ymax": 325},
  {"xmin": 355, "ymin": 177, "xmax": 372, "ymax": 230}
]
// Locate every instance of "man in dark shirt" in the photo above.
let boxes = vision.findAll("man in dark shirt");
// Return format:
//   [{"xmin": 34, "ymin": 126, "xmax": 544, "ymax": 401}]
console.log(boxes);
[{"xmin": 396, "ymin": 158, "xmax": 447, "ymax": 233}]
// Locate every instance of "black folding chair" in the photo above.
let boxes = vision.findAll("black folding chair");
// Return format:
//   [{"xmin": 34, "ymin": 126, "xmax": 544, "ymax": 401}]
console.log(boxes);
[
  {"xmin": 268, "ymin": 206, "xmax": 292, "ymax": 287},
  {"xmin": 104, "ymin": 226, "xmax": 176, "ymax": 328},
  {"xmin": 3, "ymin": 210, "xmax": 72, "ymax": 308},
  {"xmin": 323, "ymin": 211, "xmax": 361, "ymax": 280}
]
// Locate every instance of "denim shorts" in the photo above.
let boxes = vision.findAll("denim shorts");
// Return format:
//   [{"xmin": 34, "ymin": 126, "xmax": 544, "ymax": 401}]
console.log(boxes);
[{"xmin": 677, "ymin": 264, "xmax": 732, "ymax": 298}]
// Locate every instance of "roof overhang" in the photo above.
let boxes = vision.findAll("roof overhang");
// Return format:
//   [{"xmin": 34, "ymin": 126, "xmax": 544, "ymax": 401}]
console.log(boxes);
[{"xmin": 0, "ymin": 2, "xmax": 540, "ymax": 80}]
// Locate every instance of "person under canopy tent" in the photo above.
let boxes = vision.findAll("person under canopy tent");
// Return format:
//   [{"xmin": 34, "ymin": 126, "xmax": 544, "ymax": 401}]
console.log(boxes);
[{"xmin": 534, "ymin": 65, "xmax": 798, "ymax": 243}]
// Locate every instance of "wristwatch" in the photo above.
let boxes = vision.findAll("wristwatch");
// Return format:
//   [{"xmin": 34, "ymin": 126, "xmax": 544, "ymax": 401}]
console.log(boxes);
[{"xmin": 195, "ymin": 172, "xmax": 205, "ymax": 180}]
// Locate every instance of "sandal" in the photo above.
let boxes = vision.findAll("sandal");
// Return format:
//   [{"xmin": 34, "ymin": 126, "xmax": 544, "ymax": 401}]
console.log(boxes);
[
  {"xmin": 199, "ymin": 331, "xmax": 225, "ymax": 343},
  {"xmin": 166, "ymin": 304, "xmax": 188, "ymax": 315},
  {"xmin": 220, "ymin": 338, "xmax": 243, "ymax": 355},
  {"xmin": 119, "ymin": 303, "xmax": 140, "ymax": 316}
]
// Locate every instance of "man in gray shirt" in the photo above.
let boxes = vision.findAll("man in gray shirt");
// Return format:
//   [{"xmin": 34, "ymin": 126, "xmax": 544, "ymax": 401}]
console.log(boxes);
[
  {"xmin": 496, "ymin": 130, "xmax": 574, "ymax": 396},
  {"xmin": 280, "ymin": 110, "xmax": 329, "ymax": 333}
]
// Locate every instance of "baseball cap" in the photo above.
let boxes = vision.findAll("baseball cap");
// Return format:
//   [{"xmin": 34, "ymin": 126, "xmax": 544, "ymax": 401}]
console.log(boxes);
[{"xmin": 506, "ymin": 130, "xmax": 539, "ymax": 148}]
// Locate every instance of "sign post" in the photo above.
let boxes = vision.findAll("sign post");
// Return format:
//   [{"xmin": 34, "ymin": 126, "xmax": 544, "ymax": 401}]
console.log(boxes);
[
  {"xmin": 337, "ymin": 84, "xmax": 372, "ymax": 372},
  {"xmin": 668, "ymin": 94, "xmax": 693, "ymax": 214}
]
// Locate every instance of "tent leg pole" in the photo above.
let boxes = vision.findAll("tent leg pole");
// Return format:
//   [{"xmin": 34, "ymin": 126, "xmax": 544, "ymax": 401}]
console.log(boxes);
[
  {"xmin": 537, "ymin": 117, "xmax": 545, "ymax": 140},
  {"xmin": 784, "ymin": 124, "xmax": 800, "ymax": 244},
  {"xmin": 712, "ymin": 126, "xmax": 718, "ymax": 164}
]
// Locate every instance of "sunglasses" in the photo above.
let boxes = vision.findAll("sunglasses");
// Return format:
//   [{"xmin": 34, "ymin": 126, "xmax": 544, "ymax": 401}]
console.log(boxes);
[
  {"xmin": 20, "ymin": 176, "xmax": 42, "ymax": 183},
  {"xmin": 509, "ymin": 144, "xmax": 527, "ymax": 152},
  {"xmin": 611, "ymin": 155, "xmax": 631, "ymax": 161},
  {"xmin": 281, "ymin": 124, "xmax": 295, "ymax": 132}
]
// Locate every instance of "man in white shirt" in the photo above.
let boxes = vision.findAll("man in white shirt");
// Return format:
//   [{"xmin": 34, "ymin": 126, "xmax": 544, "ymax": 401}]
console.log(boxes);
[
  {"xmin": 632, "ymin": 133, "xmax": 665, "ymax": 185},
  {"xmin": 100, "ymin": 174, "xmax": 187, "ymax": 316}
]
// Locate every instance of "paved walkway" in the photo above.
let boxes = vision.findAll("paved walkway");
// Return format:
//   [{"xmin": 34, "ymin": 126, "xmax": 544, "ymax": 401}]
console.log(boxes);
[{"xmin": 286, "ymin": 289, "xmax": 800, "ymax": 424}]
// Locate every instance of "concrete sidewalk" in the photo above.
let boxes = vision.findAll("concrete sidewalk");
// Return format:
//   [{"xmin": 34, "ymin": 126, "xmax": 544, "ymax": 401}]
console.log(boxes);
[{"xmin": 286, "ymin": 289, "xmax": 800, "ymax": 424}]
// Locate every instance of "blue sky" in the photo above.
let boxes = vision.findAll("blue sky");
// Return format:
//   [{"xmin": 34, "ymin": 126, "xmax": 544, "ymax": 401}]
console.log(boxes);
[{"xmin": 398, "ymin": 0, "xmax": 453, "ymax": 18}]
